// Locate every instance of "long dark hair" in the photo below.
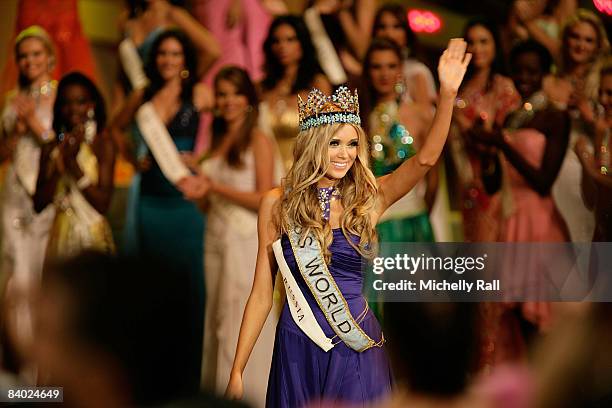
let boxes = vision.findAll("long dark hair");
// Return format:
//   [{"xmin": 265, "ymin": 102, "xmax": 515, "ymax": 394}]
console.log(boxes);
[
  {"xmin": 261, "ymin": 15, "xmax": 322, "ymax": 94},
  {"xmin": 211, "ymin": 66, "xmax": 259, "ymax": 168},
  {"xmin": 372, "ymin": 3, "xmax": 420, "ymax": 58},
  {"xmin": 461, "ymin": 18, "xmax": 506, "ymax": 92},
  {"xmin": 359, "ymin": 38, "xmax": 403, "ymax": 132},
  {"xmin": 52, "ymin": 71, "xmax": 106, "ymax": 135},
  {"xmin": 144, "ymin": 29, "xmax": 197, "ymax": 103}
]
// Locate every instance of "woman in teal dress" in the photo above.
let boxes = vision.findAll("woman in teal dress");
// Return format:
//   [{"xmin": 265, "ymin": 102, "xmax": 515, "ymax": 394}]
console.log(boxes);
[
  {"xmin": 109, "ymin": 29, "xmax": 213, "ymax": 390},
  {"xmin": 360, "ymin": 39, "xmax": 437, "ymax": 318},
  {"xmin": 361, "ymin": 39, "xmax": 437, "ymax": 243}
]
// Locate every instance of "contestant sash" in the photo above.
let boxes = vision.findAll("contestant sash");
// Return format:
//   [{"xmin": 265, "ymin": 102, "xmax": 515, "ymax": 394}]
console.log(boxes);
[
  {"xmin": 14, "ymin": 137, "xmax": 41, "ymax": 196},
  {"xmin": 119, "ymin": 38, "xmax": 149, "ymax": 90},
  {"xmin": 287, "ymin": 228, "xmax": 376, "ymax": 352},
  {"xmin": 135, "ymin": 102, "xmax": 190, "ymax": 184},
  {"xmin": 304, "ymin": 8, "xmax": 347, "ymax": 85},
  {"xmin": 273, "ymin": 239, "xmax": 334, "ymax": 352}
]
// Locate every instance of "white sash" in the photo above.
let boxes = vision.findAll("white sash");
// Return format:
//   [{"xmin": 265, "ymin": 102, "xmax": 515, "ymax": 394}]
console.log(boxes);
[
  {"xmin": 119, "ymin": 38, "xmax": 149, "ymax": 90},
  {"xmin": 14, "ymin": 137, "xmax": 41, "ymax": 196},
  {"xmin": 304, "ymin": 8, "xmax": 347, "ymax": 85},
  {"xmin": 67, "ymin": 180, "xmax": 104, "ymax": 229},
  {"xmin": 135, "ymin": 102, "xmax": 191, "ymax": 184},
  {"xmin": 272, "ymin": 239, "xmax": 334, "ymax": 352}
]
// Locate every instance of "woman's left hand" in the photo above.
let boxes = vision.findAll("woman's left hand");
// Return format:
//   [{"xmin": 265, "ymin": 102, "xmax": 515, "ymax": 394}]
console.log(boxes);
[{"xmin": 438, "ymin": 38, "xmax": 471, "ymax": 96}]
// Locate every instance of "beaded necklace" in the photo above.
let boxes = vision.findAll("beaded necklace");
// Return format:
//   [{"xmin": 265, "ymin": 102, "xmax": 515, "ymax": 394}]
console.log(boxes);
[
  {"xmin": 29, "ymin": 79, "xmax": 56, "ymax": 100},
  {"xmin": 600, "ymin": 130, "xmax": 610, "ymax": 176}
]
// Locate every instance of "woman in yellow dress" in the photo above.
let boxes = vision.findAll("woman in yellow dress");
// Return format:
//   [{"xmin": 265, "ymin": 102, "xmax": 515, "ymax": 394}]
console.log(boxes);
[{"xmin": 34, "ymin": 72, "xmax": 115, "ymax": 259}]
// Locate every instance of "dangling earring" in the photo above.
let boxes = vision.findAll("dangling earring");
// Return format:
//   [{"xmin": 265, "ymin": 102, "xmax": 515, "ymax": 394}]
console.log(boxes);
[
  {"xmin": 394, "ymin": 77, "xmax": 405, "ymax": 98},
  {"xmin": 180, "ymin": 69, "xmax": 190, "ymax": 79},
  {"xmin": 84, "ymin": 108, "xmax": 96, "ymax": 144},
  {"xmin": 245, "ymin": 105, "xmax": 253, "ymax": 114}
]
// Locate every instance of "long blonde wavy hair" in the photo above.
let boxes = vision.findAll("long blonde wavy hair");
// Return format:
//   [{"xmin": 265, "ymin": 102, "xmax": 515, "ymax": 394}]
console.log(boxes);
[
  {"xmin": 560, "ymin": 9, "xmax": 611, "ymax": 101},
  {"xmin": 275, "ymin": 123, "xmax": 379, "ymax": 263}
]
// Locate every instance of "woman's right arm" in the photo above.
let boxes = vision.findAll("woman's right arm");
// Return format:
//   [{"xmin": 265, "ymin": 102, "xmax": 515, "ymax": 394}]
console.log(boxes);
[{"xmin": 226, "ymin": 188, "xmax": 281, "ymax": 399}]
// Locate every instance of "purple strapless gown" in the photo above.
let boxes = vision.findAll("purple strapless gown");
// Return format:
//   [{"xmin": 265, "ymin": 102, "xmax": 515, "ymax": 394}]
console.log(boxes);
[{"xmin": 266, "ymin": 229, "xmax": 392, "ymax": 407}]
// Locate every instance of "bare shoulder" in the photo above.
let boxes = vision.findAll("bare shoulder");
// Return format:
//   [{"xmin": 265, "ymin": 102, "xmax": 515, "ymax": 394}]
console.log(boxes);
[{"xmin": 262, "ymin": 187, "xmax": 282, "ymax": 208}]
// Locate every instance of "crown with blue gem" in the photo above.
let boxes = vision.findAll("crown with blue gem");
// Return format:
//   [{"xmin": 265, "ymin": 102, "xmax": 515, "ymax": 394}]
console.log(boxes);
[{"xmin": 298, "ymin": 86, "xmax": 361, "ymax": 132}]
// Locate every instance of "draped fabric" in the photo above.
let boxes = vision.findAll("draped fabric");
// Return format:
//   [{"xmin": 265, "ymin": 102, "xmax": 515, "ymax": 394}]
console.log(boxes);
[{"xmin": 266, "ymin": 229, "xmax": 392, "ymax": 408}]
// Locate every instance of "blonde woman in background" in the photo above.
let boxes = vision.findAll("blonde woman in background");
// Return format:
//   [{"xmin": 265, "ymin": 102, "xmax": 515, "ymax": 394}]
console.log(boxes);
[
  {"xmin": 0, "ymin": 27, "xmax": 57, "ymax": 380},
  {"xmin": 545, "ymin": 9, "xmax": 610, "ymax": 242}
]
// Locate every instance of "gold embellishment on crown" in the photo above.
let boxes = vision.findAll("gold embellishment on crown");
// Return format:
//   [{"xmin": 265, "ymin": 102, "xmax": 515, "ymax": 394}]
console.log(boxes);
[{"xmin": 298, "ymin": 86, "xmax": 361, "ymax": 131}]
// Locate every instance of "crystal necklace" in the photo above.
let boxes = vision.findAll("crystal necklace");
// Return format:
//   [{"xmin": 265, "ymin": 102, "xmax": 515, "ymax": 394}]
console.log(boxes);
[
  {"xmin": 29, "ymin": 79, "xmax": 56, "ymax": 99},
  {"xmin": 317, "ymin": 186, "xmax": 341, "ymax": 221}
]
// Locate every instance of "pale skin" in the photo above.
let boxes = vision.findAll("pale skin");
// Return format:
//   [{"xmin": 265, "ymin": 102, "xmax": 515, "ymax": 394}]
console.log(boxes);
[
  {"xmin": 1, "ymin": 37, "xmax": 55, "ymax": 162},
  {"xmin": 225, "ymin": 38, "xmax": 471, "ymax": 400},
  {"xmin": 543, "ymin": 20, "xmax": 601, "ymax": 114}
]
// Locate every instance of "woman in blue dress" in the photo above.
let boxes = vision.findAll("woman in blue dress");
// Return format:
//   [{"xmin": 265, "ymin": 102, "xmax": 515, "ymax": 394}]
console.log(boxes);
[
  {"xmin": 109, "ymin": 28, "xmax": 212, "ymax": 391},
  {"xmin": 219, "ymin": 39, "xmax": 471, "ymax": 407}
]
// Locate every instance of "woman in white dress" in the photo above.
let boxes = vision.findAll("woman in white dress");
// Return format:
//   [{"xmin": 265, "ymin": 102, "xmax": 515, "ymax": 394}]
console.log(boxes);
[
  {"xmin": 545, "ymin": 9, "xmax": 610, "ymax": 242},
  {"xmin": 0, "ymin": 26, "xmax": 57, "ymax": 375},
  {"xmin": 180, "ymin": 66, "xmax": 281, "ymax": 408}
]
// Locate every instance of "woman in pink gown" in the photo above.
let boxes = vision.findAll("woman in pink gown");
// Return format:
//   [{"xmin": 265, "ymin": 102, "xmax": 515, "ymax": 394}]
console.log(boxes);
[
  {"xmin": 472, "ymin": 40, "xmax": 571, "ymax": 370},
  {"xmin": 191, "ymin": 0, "xmax": 272, "ymax": 153}
]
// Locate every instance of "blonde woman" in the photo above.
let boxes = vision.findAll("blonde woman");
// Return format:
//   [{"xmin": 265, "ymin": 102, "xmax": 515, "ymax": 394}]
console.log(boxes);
[
  {"xmin": 1, "ymin": 26, "xmax": 57, "ymax": 284},
  {"xmin": 218, "ymin": 38, "xmax": 470, "ymax": 407},
  {"xmin": 545, "ymin": 9, "xmax": 610, "ymax": 242},
  {"xmin": 0, "ymin": 27, "xmax": 57, "ymax": 377}
]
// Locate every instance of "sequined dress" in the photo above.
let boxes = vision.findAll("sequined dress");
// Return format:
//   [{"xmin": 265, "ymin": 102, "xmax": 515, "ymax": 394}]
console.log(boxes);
[{"xmin": 259, "ymin": 98, "xmax": 299, "ymax": 172}]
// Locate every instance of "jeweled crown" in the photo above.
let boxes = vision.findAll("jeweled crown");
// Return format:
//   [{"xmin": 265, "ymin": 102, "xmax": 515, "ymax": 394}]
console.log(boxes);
[{"xmin": 298, "ymin": 86, "xmax": 361, "ymax": 131}]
